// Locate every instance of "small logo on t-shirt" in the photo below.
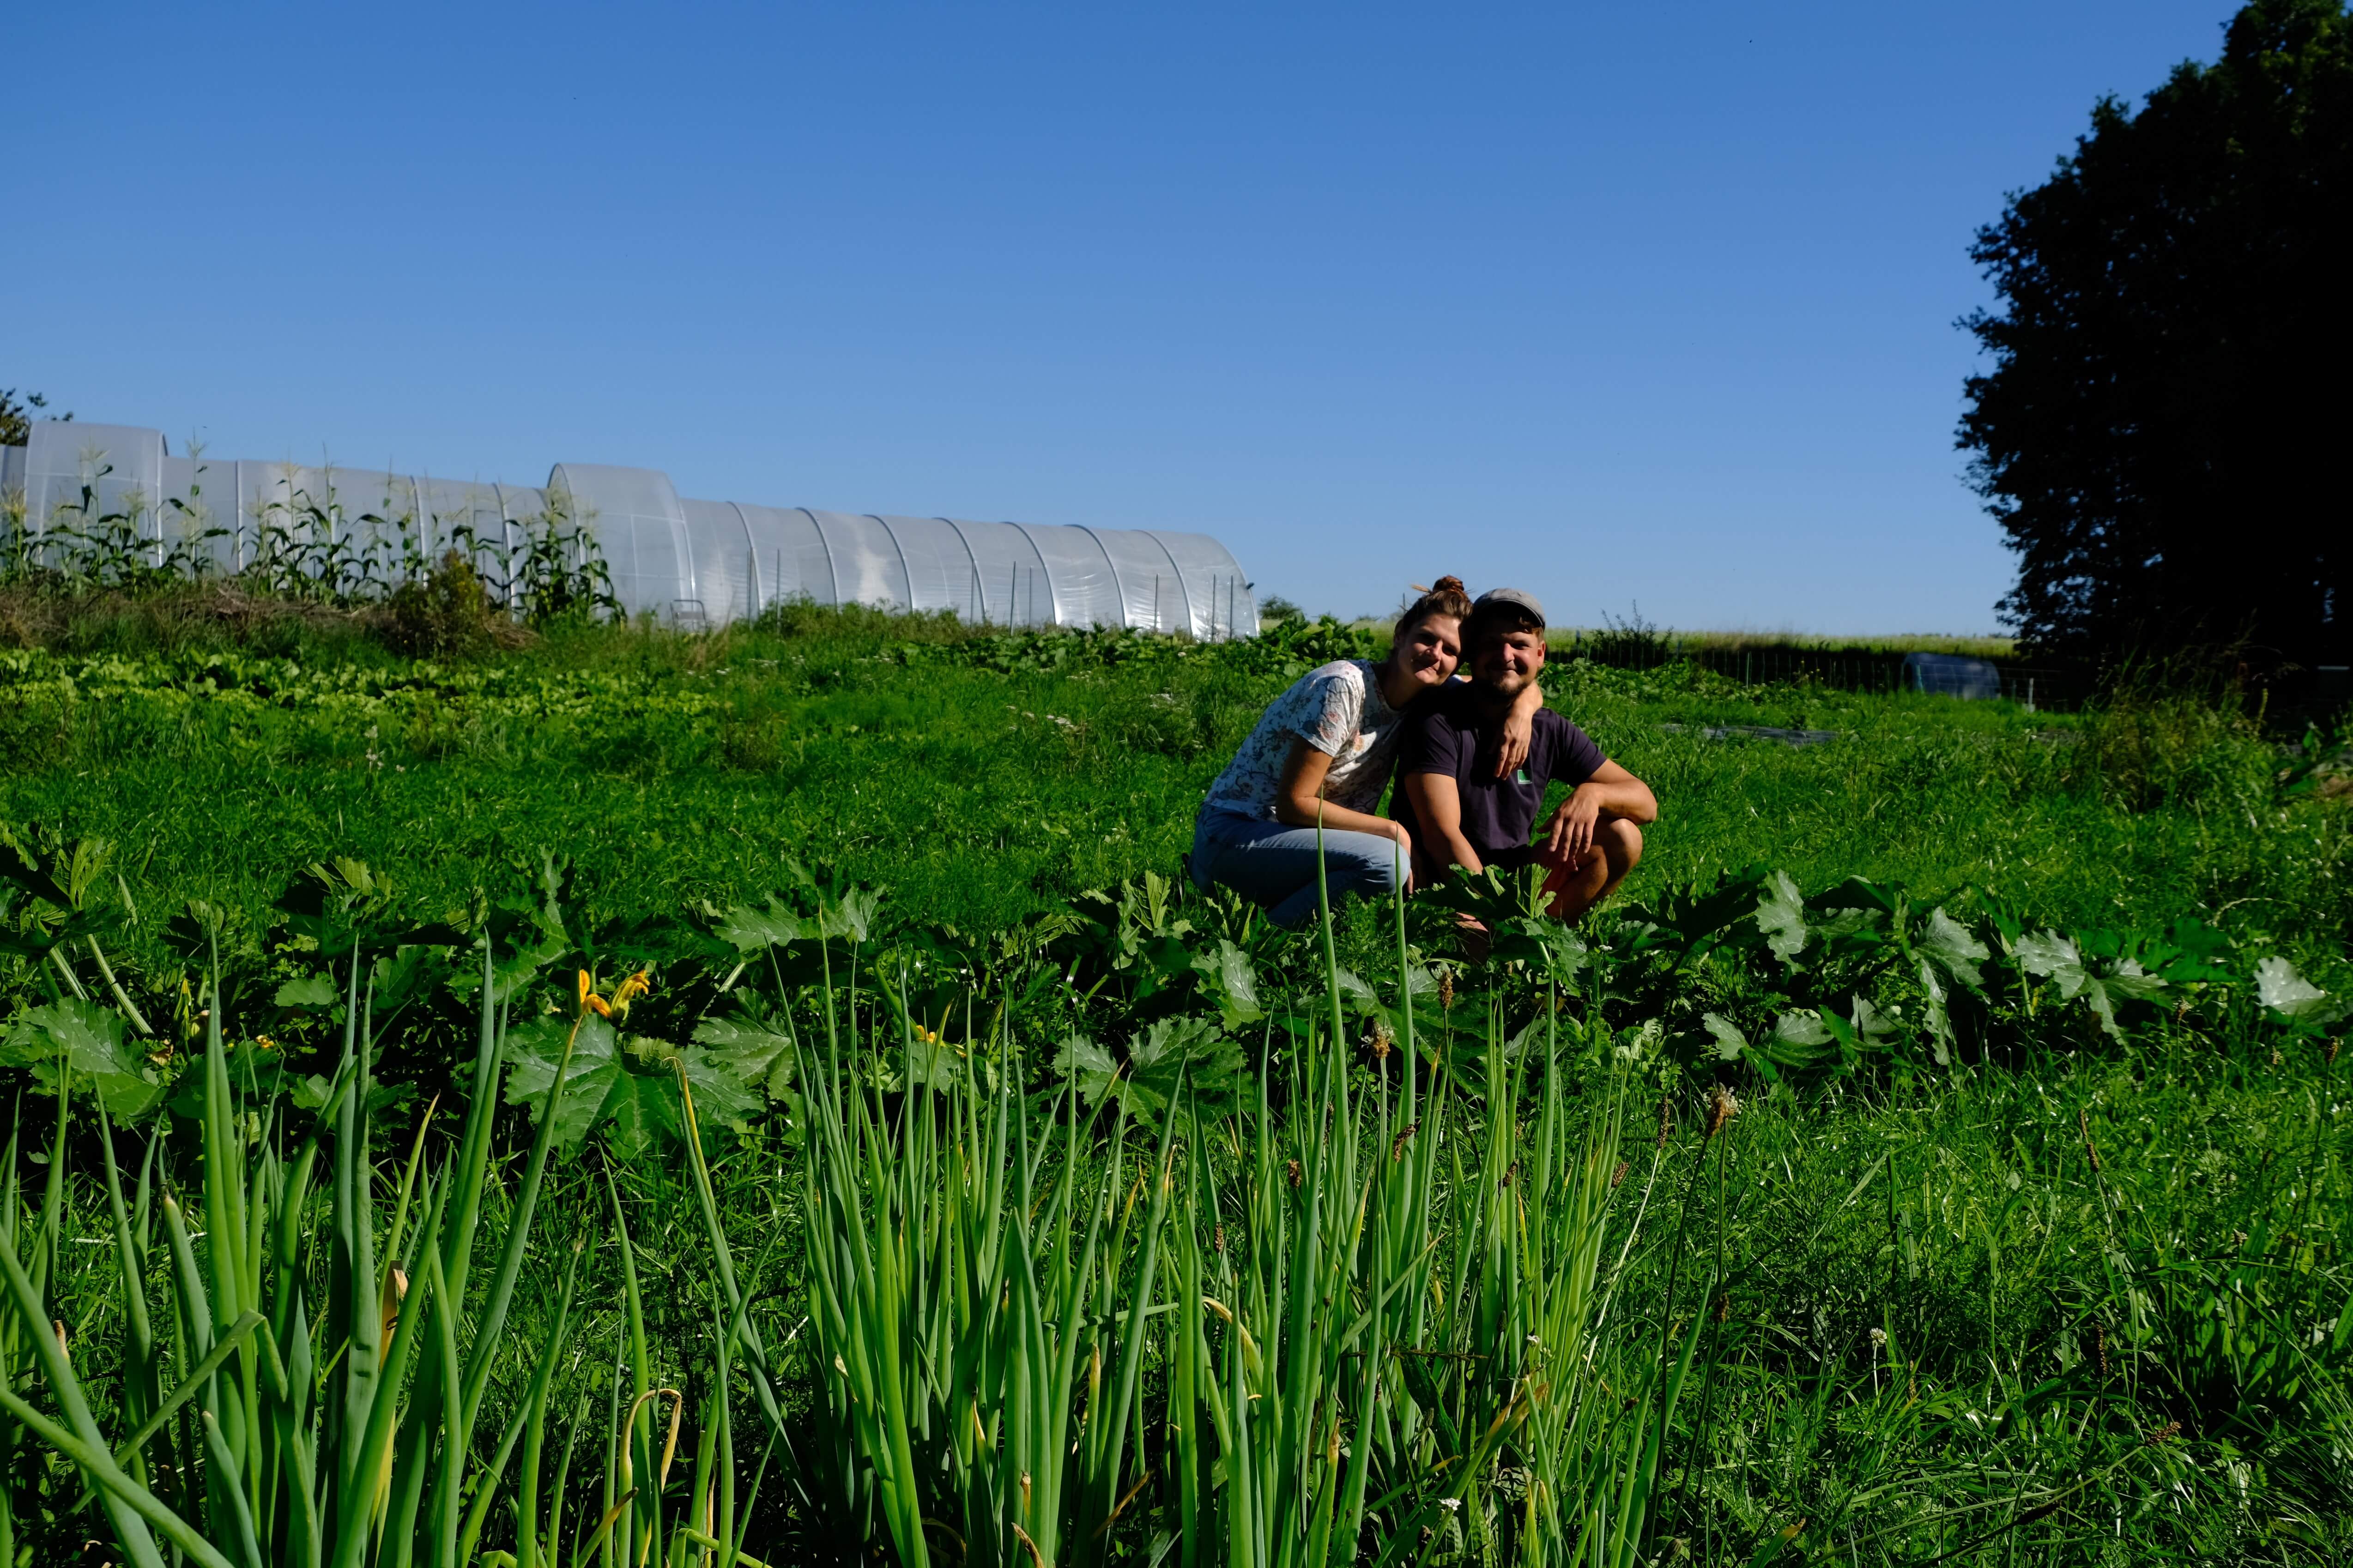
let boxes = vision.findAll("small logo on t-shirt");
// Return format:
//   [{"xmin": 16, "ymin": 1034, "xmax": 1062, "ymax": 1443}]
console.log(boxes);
[{"xmin": 1514, "ymin": 768, "xmax": 1530, "ymax": 785}]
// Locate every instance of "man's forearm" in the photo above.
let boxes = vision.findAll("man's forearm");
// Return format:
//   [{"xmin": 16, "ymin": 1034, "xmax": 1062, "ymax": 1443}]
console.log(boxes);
[
  {"xmin": 1575, "ymin": 779, "xmax": 1657, "ymax": 823},
  {"xmin": 1438, "ymin": 830, "xmax": 1484, "ymax": 875}
]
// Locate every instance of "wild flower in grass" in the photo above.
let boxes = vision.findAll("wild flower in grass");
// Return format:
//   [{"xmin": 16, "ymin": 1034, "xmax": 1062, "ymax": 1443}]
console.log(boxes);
[
  {"xmin": 1715, "ymin": 1291, "xmax": 1731, "ymax": 1324},
  {"xmin": 1367, "ymin": 1018, "xmax": 1394, "ymax": 1060},
  {"xmin": 2093, "ymin": 1321, "xmax": 2109, "ymax": 1376},
  {"xmin": 1611, "ymin": 1159, "xmax": 1629, "ymax": 1188},
  {"xmin": 1656, "ymin": 1094, "xmax": 1675, "ymax": 1148},
  {"xmin": 1703, "ymin": 1084, "xmax": 1739, "ymax": 1141},
  {"xmin": 2145, "ymin": 1420, "xmax": 2182, "ymax": 1446}
]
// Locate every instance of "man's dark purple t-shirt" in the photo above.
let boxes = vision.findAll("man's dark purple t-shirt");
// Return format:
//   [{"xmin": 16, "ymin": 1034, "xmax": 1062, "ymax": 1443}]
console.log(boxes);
[{"xmin": 1391, "ymin": 683, "xmax": 1607, "ymax": 859}]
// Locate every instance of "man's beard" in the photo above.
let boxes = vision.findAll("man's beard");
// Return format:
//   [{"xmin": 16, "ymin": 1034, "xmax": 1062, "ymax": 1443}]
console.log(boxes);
[{"xmin": 1477, "ymin": 669, "xmax": 1532, "ymax": 698}]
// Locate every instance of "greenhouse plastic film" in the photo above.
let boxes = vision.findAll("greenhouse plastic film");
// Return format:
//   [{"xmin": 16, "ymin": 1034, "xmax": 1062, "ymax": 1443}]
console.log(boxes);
[
  {"xmin": 1145, "ymin": 529, "xmax": 1257, "ymax": 638},
  {"xmin": 944, "ymin": 519, "xmax": 1053, "ymax": 625},
  {"xmin": 875, "ymin": 515, "xmax": 984, "ymax": 619},
  {"xmin": 681, "ymin": 500, "xmax": 757, "ymax": 626},
  {"xmin": 548, "ymin": 464, "xmax": 695, "ymax": 622},
  {"xmin": 22, "ymin": 422, "xmax": 165, "ymax": 556},
  {"xmin": 808, "ymin": 510, "xmax": 913, "ymax": 611},
  {"xmin": 1087, "ymin": 526, "xmax": 1198, "ymax": 634},
  {"xmin": 736, "ymin": 505, "xmax": 840, "ymax": 612},
  {"xmin": 1017, "ymin": 523, "xmax": 1124, "ymax": 628},
  {"xmin": 5, "ymin": 419, "xmax": 1258, "ymax": 636}
]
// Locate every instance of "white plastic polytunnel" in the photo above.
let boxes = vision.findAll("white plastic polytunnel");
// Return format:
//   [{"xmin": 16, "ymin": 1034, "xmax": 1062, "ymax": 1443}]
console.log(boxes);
[{"xmin": 2, "ymin": 421, "xmax": 1258, "ymax": 635}]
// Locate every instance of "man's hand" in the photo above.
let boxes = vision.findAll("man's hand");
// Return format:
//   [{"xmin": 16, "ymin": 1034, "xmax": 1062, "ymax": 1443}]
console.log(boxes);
[
  {"xmin": 1543, "ymin": 761, "xmax": 1658, "ymax": 866},
  {"xmin": 1545, "ymin": 784, "xmax": 1608, "ymax": 867},
  {"xmin": 1401, "ymin": 771, "xmax": 1479, "ymax": 889}
]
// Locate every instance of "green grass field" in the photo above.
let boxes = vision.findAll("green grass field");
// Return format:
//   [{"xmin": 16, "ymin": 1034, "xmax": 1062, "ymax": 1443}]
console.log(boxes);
[
  {"xmin": 0, "ymin": 607, "xmax": 2346, "ymax": 1564},
  {"xmin": 1, "ymin": 608, "xmax": 2335, "ymax": 956}
]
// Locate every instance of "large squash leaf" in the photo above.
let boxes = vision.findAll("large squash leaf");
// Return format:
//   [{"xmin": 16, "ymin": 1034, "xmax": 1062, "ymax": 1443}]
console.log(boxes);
[
  {"xmin": 505, "ymin": 1015, "xmax": 765, "ymax": 1156},
  {"xmin": 1754, "ymin": 871, "xmax": 1810, "ymax": 965},
  {"xmin": 0, "ymin": 997, "xmax": 163, "ymax": 1118}
]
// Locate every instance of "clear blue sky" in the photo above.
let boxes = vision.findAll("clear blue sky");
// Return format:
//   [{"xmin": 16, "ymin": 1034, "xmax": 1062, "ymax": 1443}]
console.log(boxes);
[{"xmin": 11, "ymin": 1, "xmax": 2238, "ymax": 633}]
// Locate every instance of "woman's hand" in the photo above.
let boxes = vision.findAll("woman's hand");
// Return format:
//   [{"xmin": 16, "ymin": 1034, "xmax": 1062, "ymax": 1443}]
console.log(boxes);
[
  {"xmin": 1387, "ymin": 820, "xmax": 1415, "ymax": 891},
  {"xmin": 1493, "ymin": 681, "xmax": 1545, "ymax": 778},
  {"xmin": 1496, "ymin": 710, "xmax": 1532, "ymax": 778},
  {"xmin": 1273, "ymin": 741, "xmax": 1416, "ymax": 888}
]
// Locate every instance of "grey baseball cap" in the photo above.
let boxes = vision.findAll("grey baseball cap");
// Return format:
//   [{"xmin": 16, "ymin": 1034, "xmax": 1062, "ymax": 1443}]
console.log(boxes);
[{"xmin": 1471, "ymin": 587, "xmax": 1546, "ymax": 628}]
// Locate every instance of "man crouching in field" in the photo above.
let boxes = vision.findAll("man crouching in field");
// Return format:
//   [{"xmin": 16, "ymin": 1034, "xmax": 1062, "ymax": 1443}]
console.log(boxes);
[{"xmin": 1392, "ymin": 588, "xmax": 1657, "ymax": 922}]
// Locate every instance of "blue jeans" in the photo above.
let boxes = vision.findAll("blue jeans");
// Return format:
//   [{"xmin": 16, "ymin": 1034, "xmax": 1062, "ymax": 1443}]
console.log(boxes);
[{"xmin": 1190, "ymin": 809, "xmax": 1407, "ymax": 929}]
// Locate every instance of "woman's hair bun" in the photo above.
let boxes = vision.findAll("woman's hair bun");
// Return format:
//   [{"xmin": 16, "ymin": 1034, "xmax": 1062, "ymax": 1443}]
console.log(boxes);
[{"xmin": 1394, "ymin": 575, "xmax": 1475, "ymax": 643}]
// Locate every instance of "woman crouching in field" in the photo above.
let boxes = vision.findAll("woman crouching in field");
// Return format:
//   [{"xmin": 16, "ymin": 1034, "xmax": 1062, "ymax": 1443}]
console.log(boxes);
[{"xmin": 1189, "ymin": 577, "xmax": 1541, "ymax": 927}]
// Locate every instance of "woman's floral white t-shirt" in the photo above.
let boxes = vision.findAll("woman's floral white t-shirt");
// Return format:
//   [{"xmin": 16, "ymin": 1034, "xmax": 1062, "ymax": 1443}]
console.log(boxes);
[{"xmin": 1201, "ymin": 659, "xmax": 1403, "ymax": 822}]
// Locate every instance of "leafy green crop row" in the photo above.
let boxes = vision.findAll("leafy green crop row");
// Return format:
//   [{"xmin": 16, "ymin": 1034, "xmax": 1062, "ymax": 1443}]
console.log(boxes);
[
  {"xmin": 0, "ymin": 848, "xmax": 2344, "ymax": 1564},
  {"xmin": 0, "ymin": 649, "xmax": 728, "ymax": 723}
]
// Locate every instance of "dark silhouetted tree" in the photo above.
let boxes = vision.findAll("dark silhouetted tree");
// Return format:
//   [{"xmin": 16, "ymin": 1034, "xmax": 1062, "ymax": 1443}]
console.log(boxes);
[
  {"xmin": 0, "ymin": 388, "xmax": 69, "ymax": 447},
  {"xmin": 1960, "ymin": 0, "xmax": 2352, "ymax": 669}
]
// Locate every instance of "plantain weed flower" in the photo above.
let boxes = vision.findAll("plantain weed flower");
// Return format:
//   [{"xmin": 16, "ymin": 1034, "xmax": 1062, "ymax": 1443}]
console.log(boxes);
[{"xmin": 1703, "ymin": 1084, "xmax": 1740, "ymax": 1141}]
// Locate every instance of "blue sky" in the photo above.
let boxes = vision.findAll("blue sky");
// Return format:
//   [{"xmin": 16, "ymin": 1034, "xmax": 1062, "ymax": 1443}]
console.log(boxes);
[{"xmin": 11, "ymin": 1, "xmax": 2236, "ymax": 633}]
